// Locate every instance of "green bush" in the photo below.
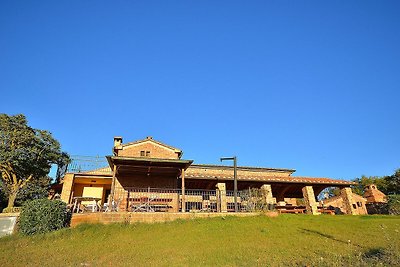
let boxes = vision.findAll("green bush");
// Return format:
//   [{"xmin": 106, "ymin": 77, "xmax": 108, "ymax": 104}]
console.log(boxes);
[
  {"xmin": 2, "ymin": 207, "xmax": 22, "ymax": 213},
  {"xmin": 19, "ymin": 199, "xmax": 71, "ymax": 235},
  {"xmin": 388, "ymin": 194, "xmax": 400, "ymax": 215}
]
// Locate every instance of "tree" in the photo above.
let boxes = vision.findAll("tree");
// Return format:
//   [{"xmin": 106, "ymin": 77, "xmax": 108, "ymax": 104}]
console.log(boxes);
[
  {"xmin": 319, "ymin": 187, "xmax": 341, "ymax": 199},
  {"xmin": 352, "ymin": 175, "xmax": 389, "ymax": 195},
  {"xmin": 0, "ymin": 114, "xmax": 69, "ymax": 208},
  {"xmin": 0, "ymin": 180, "xmax": 7, "ymax": 210},
  {"xmin": 384, "ymin": 169, "xmax": 400, "ymax": 195},
  {"xmin": 15, "ymin": 176, "xmax": 52, "ymax": 205}
]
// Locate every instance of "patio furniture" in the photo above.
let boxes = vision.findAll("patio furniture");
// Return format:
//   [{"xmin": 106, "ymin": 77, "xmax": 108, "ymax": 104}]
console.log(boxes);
[
  {"xmin": 275, "ymin": 205, "xmax": 306, "ymax": 214},
  {"xmin": 72, "ymin": 197, "xmax": 101, "ymax": 213},
  {"xmin": 105, "ymin": 199, "xmax": 121, "ymax": 212},
  {"xmin": 131, "ymin": 196, "xmax": 157, "ymax": 212}
]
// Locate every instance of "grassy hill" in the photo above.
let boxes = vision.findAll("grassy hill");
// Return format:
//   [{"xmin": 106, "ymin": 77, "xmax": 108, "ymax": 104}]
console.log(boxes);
[{"xmin": 1, "ymin": 214, "xmax": 400, "ymax": 266}]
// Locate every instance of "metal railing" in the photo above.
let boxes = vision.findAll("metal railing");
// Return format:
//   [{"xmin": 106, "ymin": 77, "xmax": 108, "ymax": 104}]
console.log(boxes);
[
  {"xmin": 124, "ymin": 188, "xmax": 219, "ymax": 212},
  {"xmin": 121, "ymin": 187, "xmax": 274, "ymax": 213},
  {"xmin": 65, "ymin": 155, "xmax": 110, "ymax": 174}
]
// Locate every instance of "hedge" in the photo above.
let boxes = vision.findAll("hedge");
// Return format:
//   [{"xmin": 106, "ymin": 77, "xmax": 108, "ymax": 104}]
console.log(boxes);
[{"xmin": 19, "ymin": 199, "xmax": 71, "ymax": 235}]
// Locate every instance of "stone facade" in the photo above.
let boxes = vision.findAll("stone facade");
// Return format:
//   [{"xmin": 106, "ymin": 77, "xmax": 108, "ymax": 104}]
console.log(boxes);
[
  {"xmin": 363, "ymin": 184, "xmax": 387, "ymax": 203},
  {"xmin": 323, "ymin": 190, "xmax": 368, "ymax": 215},
  {"xmin": 340, "ymin": 188, "xmax": 358, "ymax": 215},
  {"xmin": 60, "ymin": 136, "xmax": 355, "ymax": 216},
  {"xmin": 260, "ymin": 184, "xmax": 275, "ymax": 205},
  {"xmin": 302, "ymin": 186, "xmax": 320, "ymax": 215},
  {"xmin": 117, "ymin": 136, "xmax": 181, "ymax": 159},
  {"xmin": 216, "ymin": 183, "xmax": 227, "ymax": 212}
]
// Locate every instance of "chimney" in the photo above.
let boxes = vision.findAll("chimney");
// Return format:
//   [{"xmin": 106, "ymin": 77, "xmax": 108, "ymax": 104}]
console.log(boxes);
[
  {"xmin": 113, "ymin": 136, "xmax": 123, "ymax": 155},
  {"xmin": 114, "ymin": 136, "xmax": 123, "ymax": 147}
]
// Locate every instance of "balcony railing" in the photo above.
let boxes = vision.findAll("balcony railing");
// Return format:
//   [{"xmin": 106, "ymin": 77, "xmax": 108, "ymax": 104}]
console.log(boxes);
[
  {"xmin": 65, "ymin": 155, "xmax": 110, "ymax": 174},
  {"xmin": 122, "ymin": 187, "xmax": 273, "ymax": 213}
]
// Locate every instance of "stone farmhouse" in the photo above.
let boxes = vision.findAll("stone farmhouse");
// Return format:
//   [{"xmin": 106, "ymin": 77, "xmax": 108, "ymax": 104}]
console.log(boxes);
[{"xmin": 60, "ymin": 136, "xmax": 359, "ymax": 215}]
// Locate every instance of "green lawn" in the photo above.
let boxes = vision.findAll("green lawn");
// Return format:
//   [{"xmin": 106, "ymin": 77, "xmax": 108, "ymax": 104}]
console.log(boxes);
[{"xmin": 1, "ymin": 214, "xmax": 400, "ymax": 266}]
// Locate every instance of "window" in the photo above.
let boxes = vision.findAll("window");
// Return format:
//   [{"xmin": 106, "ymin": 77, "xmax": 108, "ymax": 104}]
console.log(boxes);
[
  {"xmin": 352, "ymin": 204, "xmax": 357, "ymax": 209},
  {"xmin": 140, "ymin": 151, "xmax": 145, "ymax": 157},
  {"xmin": 146, "ymin": 151, "xmax": 150, "ymax": 157},
  {"xmin": 357, "ymin": 202, "xmax": 362, "ymax": 207}
]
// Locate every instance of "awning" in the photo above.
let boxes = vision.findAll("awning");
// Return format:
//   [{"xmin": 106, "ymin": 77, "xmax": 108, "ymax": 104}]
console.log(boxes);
[{"xmin": 106, "ymin": 156, "xmax": 193, "ymax": 176}]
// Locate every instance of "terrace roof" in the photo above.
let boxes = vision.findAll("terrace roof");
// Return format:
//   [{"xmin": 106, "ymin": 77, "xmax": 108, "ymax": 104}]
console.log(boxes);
[{"xmin": 106, "ymin": 156, "xmax": 193, "ymax": 176}]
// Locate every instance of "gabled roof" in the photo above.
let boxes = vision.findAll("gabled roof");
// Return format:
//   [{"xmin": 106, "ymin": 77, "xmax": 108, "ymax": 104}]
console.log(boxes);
[{"xmin": 121, "ymin": 136, "xmax": 182, "ymax": 154}]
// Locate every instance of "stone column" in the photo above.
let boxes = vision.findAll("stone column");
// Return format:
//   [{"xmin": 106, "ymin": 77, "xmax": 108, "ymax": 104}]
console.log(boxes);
[
  {"xmin": 302, "ymin": 186, "xmax": 320, "ymax": 215},
  {"xmin": 60, "ymin": 173, "xmax": 74, "ymax": 203},
  {"xmin": 216, "ymin": 183, "xmax": 227, "ymax": 212},
  {"xmin": 340, "ymin": 187, "xmax": 358, "ymax": 215},
  {"xmin": 261, "ymin": 184, "xmax": 275, "ymax": 209},
  {"xmin": 113, "ymin": 179, "xmax": 128, "ymax": 212}
]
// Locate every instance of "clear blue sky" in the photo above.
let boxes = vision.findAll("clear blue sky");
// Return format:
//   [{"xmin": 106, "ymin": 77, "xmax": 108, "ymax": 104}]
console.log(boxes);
[{"xmin": 1, "ymin": 1, "xmax": 399, "ymax": 181}]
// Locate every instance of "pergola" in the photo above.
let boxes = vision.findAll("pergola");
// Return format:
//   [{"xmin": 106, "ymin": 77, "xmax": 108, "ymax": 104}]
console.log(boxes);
[
  {"xmin": 105, "ymin": 156, "xmax": 355, "ymax": 214},
  {"xmin": 183, "ymin": 174, "xmax": 353, "ymax": 200},
  {"xmin": 106, "ymin": 156, "xmax": 193, "ymax": 211}
]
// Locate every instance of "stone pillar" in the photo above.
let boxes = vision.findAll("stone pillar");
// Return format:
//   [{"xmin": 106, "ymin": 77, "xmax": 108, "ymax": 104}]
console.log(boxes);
[
  {"xmin": 340, "ymin": 187, "xmax": 358, "ymax": 215},
  {"xmin": 216, "ymin": 183, "xmax": 227, "ymax": 212},
  {"xmin": 60, "ymin": 173, "xmax": 74, "ymax": 203},
  {"xmin": 261, "ymin": 184, "xmax": 275, "ymax": 209},
  {"xmin": 113, "ymin": 179, "xmax": 128, "ymax": 212},
  {"xmin": 171, "ymin": 193, "xmax": 179, "ymax": 212},
  {"xmin": 302, "ymin": 186, "xmax": 320, "ymax": 215}
]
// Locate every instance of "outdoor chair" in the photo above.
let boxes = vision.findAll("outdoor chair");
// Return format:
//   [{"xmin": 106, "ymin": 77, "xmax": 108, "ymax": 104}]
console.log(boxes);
[
  {"xmin": 101, "ymin": 203, "xmax": 109, "ymax": 212},
  {"xmin": 84, "ymin": 203, "xmax": 99, "ymax": 212},
  {"xmin": 105, "ymin": 199, "xmax": 121, "ymax": 212},
  {"xmin": 131, "ymin": 196, "xmax": 157, "ymax": 212}
]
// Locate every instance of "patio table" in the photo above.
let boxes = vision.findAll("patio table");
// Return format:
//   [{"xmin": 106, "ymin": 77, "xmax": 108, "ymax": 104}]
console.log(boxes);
[{"xmin": 72, "ymin": 197, "xmax": 101, "ymax": 213}]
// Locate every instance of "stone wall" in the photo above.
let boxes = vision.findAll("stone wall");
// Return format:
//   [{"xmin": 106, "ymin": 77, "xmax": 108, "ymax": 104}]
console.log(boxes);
[
  {"xmin": 323, "ymin": 190, "xmax": 368, "ymax": 215},
  {"xmin": 118, "ymin": 141, "xmax": 179, "ymax": 159},
  {"xmin": 302, "ymin": 186, "xmax": 320, "ymax": 215},
  {"xmin": 70, "ymin": 211, "xmax": 277, "ymax": 227}
]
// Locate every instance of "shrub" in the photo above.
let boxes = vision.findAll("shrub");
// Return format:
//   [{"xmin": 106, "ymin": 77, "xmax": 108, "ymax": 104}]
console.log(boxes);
[
  {"xmin": 2, "ymin": 207, "xmax": 22, "ymax": 213},
  {"xmin": 366, "ymin": 203, "xmax": 389, "ymax": 214},
  {"xmin": 19, "ymin": 199, "xmax": 71, "ymax": 235},
  {"xmin": 365, "ymin": 195, "xmax": 400, "ymax": 215},
  {"xmin": 388, "ymin": 195, "xmax": 400, "ymax": 215}
]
